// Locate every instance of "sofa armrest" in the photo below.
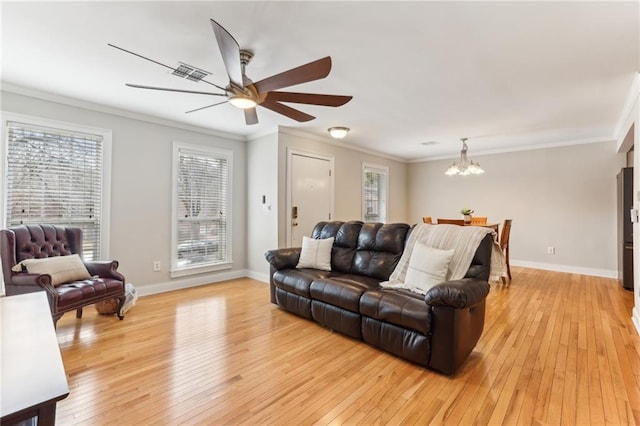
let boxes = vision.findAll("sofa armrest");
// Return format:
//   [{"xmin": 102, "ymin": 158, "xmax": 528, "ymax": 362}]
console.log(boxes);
[
  {"xmin": 7, "ymin": 272, "xmax": 59, "ymax": 302},
  {"xmin": 11, "ymin": 272, "xmax": 52, "ymax": 287},
  {"xmin": 424, "ymin": 278, "xmax": 490, "ymax": 309},
  {"xmin": 84, "ymin": 260, "xmax": 124, "ymax": 281},
  {"xmin": 264, "ymin": 248, "xmax": 302, "ymax": 271}
]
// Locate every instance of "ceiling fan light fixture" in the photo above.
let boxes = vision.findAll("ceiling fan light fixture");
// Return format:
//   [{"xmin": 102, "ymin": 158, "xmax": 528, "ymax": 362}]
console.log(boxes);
[
  {"xmin": 328, "ymin": 126, "xmax": 350, "ymax": 139},
  {"xmin": 228, "ymin": 94, "xmax": 257, "ymax": 109}
]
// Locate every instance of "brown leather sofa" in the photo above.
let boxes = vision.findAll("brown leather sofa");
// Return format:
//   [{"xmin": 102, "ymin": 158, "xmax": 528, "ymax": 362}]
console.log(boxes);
[
  {"xmin": 265, "ymin": 220, "xmax": 492, "ymax": 375},
  {"xmin": 1, "ymin": 224, "xmax": 126, "ymax": 326}
]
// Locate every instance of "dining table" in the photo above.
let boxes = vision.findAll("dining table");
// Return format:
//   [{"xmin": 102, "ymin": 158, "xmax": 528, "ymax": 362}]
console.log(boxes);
[{"xmin": 465, "ymin": 222, "xmax": 500, "ymax": 235}]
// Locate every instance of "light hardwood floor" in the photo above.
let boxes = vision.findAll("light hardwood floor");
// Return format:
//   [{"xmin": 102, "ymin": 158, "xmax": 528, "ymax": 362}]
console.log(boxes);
[{"xmin": 55, "ymin": 268, "xmax": 640, "ymax": 425}]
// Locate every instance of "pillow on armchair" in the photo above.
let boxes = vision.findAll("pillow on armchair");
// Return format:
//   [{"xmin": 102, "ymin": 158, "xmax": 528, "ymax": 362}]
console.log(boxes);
[{"xmin": 11, "ymin": 254, "xmax": 91, "ymax": 286}]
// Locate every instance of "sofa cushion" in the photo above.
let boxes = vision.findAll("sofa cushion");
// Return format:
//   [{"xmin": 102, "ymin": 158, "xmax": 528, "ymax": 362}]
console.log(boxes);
[
  {"xmin": 310, "ymin": 274, "xmax": 381, "ymax": 312},
  {"xmin": 272, "ymin": 268, "xmax": 338, "ymax": 298},
  {"xmin": 296, "ymin": 236, "xmax": 334, "ymax": 271},
  {"xmin": 56, "ymin": 277, "xmax": 124, "ymax": 309},
  {"xmin": 312, "ymin": 221, "xmax": 363, "ymax": 273},
  {"xmin": 351, "ymin": 223, "xmax": 410, "ymax": 280},
  {"xmin": 360, "ymin": 288, "xmax": 432, "ymax": 335}
]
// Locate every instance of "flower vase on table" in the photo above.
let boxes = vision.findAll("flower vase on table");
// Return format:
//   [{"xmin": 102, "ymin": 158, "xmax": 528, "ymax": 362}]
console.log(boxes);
[{"xmin": 460, "ymin": 208, "xmax": 474, "ymax": 224}]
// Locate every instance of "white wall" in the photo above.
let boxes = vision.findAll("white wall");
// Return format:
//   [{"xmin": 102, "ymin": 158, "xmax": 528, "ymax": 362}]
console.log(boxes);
[
  {"xmin": 1, "ymin": 90, "xmax": 247, "ymax": 295},
  {"xmin": 634, "ymin": 119, "xmax": 639, "ymax": 335},
  {"xmin": 276, "ymin": 129, "xmax": 409, "ymax": 248},
  {"xmin": 246, "ymin": 132, "xmax": 279, "ymax": 281},
  {"xmin": 408, "ymin": 141, "xmax": 625, "ymax": 276}
]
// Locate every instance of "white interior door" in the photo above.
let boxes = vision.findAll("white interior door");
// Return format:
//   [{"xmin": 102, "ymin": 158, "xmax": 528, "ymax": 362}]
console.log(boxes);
[{"xmin": 288, "ymin": 152, "xmax": 333, "ymax": 247}]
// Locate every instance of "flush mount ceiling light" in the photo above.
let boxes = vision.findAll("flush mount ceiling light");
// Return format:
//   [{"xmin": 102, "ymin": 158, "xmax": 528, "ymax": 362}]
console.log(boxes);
[
  {"xmin": 228, "ymin": 93, "xmax": 257, "ymax": 109},
  {"xmin": 445, "ymin": 138, "xmax": 485, "ymax": 176},
  {"xmin": 328, "ymin": 126, "xmax": 350, "ymax": 139}
]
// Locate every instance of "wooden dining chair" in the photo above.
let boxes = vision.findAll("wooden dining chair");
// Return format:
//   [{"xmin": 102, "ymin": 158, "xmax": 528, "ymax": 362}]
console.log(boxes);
[
  {"xmin": 422, "ymin": 216, "xmax": 433, "ymax": 224},
  {"xmin": 500, "ymin": 219, "xmax": 512, "ymax": 284},
  {"xmin": 437, "ymin": 218, "xmax": 465, "ymax": 225},
  {"xmin": 470, "ymin": 216, "xmax": 488, "ymax": 225}
]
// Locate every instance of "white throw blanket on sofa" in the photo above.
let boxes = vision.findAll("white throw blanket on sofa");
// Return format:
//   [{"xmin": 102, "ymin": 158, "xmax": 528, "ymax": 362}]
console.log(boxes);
[{"xmin": 381, "ymin": 224, "xmax": 507, "ymax": 293}]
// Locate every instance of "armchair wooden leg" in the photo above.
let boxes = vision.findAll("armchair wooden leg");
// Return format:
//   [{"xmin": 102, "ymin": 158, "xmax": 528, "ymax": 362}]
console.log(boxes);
[
  {"xmin": 76, "ymin": 308, "xmax": 83, "ymax": 318},
  {"xmin": 116, "ymin": 296, "xmax": 126, "ymax": 321},
  {"xmin": 52, "ymin": 313, "xmax": 63, "ymax": 328}
]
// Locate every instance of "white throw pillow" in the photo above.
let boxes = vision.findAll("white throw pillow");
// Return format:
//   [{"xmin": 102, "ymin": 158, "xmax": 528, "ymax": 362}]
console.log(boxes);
[
  {"xmin": 404, "ymin": 242, "xmax": 455, "ymax": 294},
  {"xmin": 12, "ymin": 254, "xmax": 91, "ymax": 286},
  {"xmin": 296, "ymin": 236, "xmax": 334, "ymax": 271}
]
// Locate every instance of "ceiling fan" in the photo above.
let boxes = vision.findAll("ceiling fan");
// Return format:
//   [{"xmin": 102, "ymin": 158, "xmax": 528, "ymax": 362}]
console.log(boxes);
[{"xmin": 109, "ymin": 19, "xmax": 353, "ymax": 125}]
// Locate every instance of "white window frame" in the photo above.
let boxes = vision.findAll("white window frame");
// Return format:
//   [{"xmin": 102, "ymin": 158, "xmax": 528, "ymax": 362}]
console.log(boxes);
[
  {"xmin": 0, "ymin": 111, "xmax": 112, "ymax": 258},
  {"xmin": 171, "ymin": 142, "xmax": 233, "ymax": 277},
  {"xmin": 362, "ymin": 162, "xmax": 389, "ymax": 223}
]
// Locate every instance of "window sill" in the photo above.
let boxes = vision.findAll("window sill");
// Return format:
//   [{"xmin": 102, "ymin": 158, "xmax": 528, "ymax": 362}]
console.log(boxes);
[{"xmin": 170, "ymin": 261, "xmax": 233, "ymax": 278}]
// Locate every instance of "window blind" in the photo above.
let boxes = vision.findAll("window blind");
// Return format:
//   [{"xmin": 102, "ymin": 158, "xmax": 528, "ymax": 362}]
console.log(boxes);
[
  {"xmin": 175, "ymin": 146, "xmax": 230, "ymax": 269},
  {"xmin": 363, "ymin": 165, "xmax": 388, "ymax": 223},
  {"xmin": 5, "ymin": 122, "xmax": 103, "ymax": 260}
]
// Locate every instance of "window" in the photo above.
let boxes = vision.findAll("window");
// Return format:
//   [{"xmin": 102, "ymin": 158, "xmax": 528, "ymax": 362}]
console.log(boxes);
[
  {"xmin": 362, "ymin": 163, "xmax": 388, "ymax": 223},
  {"xmin": 3, "ymin": 118, "xmax": 109, "ymax": 260},
  {"xmin": 172, "ymin": 143, "xmax": 232, "ymax": 276}
]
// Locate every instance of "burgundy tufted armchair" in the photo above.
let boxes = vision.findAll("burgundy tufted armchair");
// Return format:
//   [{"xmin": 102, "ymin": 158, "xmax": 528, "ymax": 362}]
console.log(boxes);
[{"xmin": 0, "ymin": 224, "xmax": 126, "ymax": 326}]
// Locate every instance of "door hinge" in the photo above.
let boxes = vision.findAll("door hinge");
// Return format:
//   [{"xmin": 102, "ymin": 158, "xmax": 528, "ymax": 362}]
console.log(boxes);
[
  {"xmin": 329, "ymin": 169, "xmax": 332, "ymax": 177},
  {"xmin": 329, "ymin": 213, "xmax": 332, "ymax": 220}
]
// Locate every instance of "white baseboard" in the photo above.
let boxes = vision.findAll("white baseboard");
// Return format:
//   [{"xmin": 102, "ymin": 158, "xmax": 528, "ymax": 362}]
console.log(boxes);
[
  {"xmin": 135, "ymin": 261, "xmax": 619, "ymax": 297},
  {"xmin": 135, "ymin": 269, "xmax": 249, "ymax": 297},
  {"xmin": 633, "ymin": 306, "xmax": 640, "ymax": 336},
  {"xmin": 511, "ymin": 259, "xmax": 618, "ymax": 279},
  {"xmin": 246, "ymin": 270, "xmax": 269, "ymax": 283}
]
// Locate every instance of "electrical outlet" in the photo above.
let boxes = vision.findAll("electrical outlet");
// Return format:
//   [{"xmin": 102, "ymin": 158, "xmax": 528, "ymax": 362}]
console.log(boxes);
[
  {"xmin": 153, "ymin": 261, "xmax": 161, "ymax": 271},
  {"xmin": 547, "ymin": 247, "xmax": 555, "ymax": 255}
]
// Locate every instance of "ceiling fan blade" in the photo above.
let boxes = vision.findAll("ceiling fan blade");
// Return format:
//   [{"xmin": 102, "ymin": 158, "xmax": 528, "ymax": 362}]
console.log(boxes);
[
  {"xmin": 108, "ymin": 43, "xmax": 226, "ymax": 91},
  {"xmin": 210, "ymin": 19, "xmax": 243, "ymax": 88},
  {"xmin": 185, "ymin": 100, "xmax": 228, "ymax": 114},
  {"xmin": 260, "ymin": 99, "xmax": 315, "ymax": 122},
  {"xmin": 244, "ymin": 108, "xmax": 259, "ymax": 125},
  {"xmin": 266, "ymin": 91, "xmax": 352, "ymax": 107},
  {"xmin": 254, "ymin": 57, "xmax": 332, "ymax": 94},
  {"xmin": 126, "ymin": 83, "xmax": 226, "ymax": 96}
]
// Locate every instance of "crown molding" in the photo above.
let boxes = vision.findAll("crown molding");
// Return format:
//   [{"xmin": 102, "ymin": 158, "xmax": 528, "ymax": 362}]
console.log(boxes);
[
  {"xmin": 247, "ymin": 126, "xmax": 279, "ymax": 142},
  {"xmin": 614, "ymin": 72, "xmax": 640, "ymax": 143},
  {"xmin": 0, "ymin": 82, "xmax": 246, "ymax": 141},
  {"xmin": 409, "ymin": 135, "xmax": 616, "ymax": 163}
]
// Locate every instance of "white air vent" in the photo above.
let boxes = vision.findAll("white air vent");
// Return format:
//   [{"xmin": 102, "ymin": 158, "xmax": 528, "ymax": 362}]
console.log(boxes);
[
  {"xmin": 172, "ymin": 63, "xmax": 210, "ymax": 82},
  {"xmin": 421, "ymin": 141, "xmax": 440, "ymax": 146}
]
